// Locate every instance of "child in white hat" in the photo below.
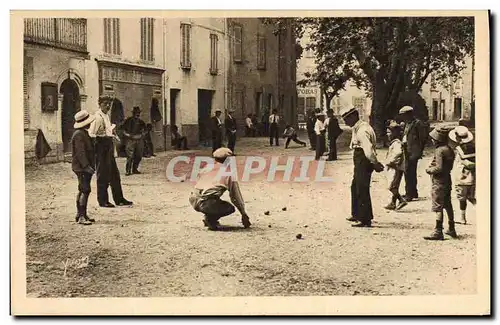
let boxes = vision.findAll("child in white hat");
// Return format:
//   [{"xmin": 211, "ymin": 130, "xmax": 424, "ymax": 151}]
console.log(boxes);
[{"xmin": 449, "ymin": 126, "xmax": 476, "ymax": 225}]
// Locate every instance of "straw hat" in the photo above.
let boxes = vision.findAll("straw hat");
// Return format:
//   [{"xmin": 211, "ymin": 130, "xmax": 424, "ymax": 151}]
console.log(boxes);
[
  {"xmin": 449, "ymin": 126, "xmax": 473, "ymax": 144},
  {"xmin": 213, "ymin": 147, "xmax": 233, "ymax": 159},
  {"xmin": 399, "ymin": 106, "xmax": 414, "ymax": 114},
  {"xmin": 340, "ymin": 108, "xmax": 358, "ymax": 120},
  {"xmin": 429, "ymin": 127, "xmax": 449, "ymax": 143},
  {"xmin": 74, "ymin": 110, "xmax": 95, "ymax": 129}
]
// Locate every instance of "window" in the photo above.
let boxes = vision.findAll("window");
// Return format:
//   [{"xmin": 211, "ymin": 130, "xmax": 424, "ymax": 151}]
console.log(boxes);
[
  {"xmin": 233, "ymin": 24, "xmax": 242, "ymax": 63},
  {"xmin": 332, "ymin": 97, "xmax": 341, "ymax": 114},
  {"xmin": 353, "ymin": 96, "xmax": 365, "ymax": 119},
  {"xmin": 23, "ymin": 57, "xmax": 33, "ymax": 129},
  {"xmin": 180, "ymin": 23, "xmax": 192, "ymax": 69},
  {"xmin": 210, "ymin": 34, "xmax": 218, "ymax": 74},
  {"xmin": 305, "ymin": 97, "xmax": 316, "ymax": 111},
  {"xmin": 267, "ymin": 94, "xmax": 273, "ymax": 111},
  {"xmin": 104, "ymin": 18, "xmax": 120, "ymax": 55},
  {"xmin": 297, "ymin": 97, "xmax": 305, "ymax": 115},
  {"xmin": 255, "ymin": 92, "xmax": 263, "ymax": 116},
  {"xmin": 257, "ymin": 35, "xmax": 266, "ymax": 70},
  {"xmin": 140, "ymin": 18, "xmax": 154, "ymax": 62}
]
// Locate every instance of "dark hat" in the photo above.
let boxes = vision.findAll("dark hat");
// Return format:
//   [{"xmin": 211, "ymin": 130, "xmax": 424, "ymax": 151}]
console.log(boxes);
[
  {"xmin": 98, "ymin": 95, "xmax": 113, "ymax": 104},
  {"xmin": 340, "ymin": 108, "xmax": 358, "ymax": 120},
  {"xmin": 133, "ymin": 106, "xmax": 141, "ymax": 113}
]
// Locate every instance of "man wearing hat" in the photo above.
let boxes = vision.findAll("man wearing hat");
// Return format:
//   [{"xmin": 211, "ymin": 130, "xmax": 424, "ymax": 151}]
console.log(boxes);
[
  {"xmin": 71, "ymin": 110, "xmax": 96, "ymax": 225},
  {"xmin": 314, "ymin": 111, "xmax": 327, "ymax": 160},
  {"xmin": 399, "ymin": 106, "xmax": 428, "ymax": 201},
  {"xmin": 306, "ymin": 109, "xmax": 317, "ymax": 151},
  {"xmin": 449, "ymin": 126, "xmax": 476, "ymax": 225},
  {"xmin": 424, "ymin": 126, "xmax": 456, "ymax": 240},
  {"xmin": 122, "ymin": 106, "xmax": 147, "ymax": 175},
  {"xmin": 89, "ymin": 95, "xmax": 133, "ymax": 208},
  {"xmin": 211, "ymin": 110, "xmax": 224, "ymax": 153},
  {"xmin": 268, "ymin": 109, "xmax": 280, "ymax": 146},
  {"xmin": 188, "ymin": 147, "xmax": 251, "ymax": 231},
  {"xmin": 225, "ymin": 109, "xmax": 238, "ymax": 153},
  {"xmin": 325, "ymin": 109, "xmax": 343, "ymax": 161},
  {"xmin": 341, "ymin": 108, "xmax": 384, "ymax": 227}
]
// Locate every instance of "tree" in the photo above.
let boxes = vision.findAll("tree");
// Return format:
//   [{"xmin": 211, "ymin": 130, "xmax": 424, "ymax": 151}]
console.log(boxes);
[{"xmin": 303, "ymin": 17, "xmax": 474, "ymax": 142}]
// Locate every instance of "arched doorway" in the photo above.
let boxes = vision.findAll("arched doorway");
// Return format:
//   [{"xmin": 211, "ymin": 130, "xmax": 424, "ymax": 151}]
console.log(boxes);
[
  {"xmin": 110, "ymin": 99, "xmax": 127, "ymax": 157},
  {"xmin": 60, "ymin": 78, "xmax": 81, "ymax": 153}
]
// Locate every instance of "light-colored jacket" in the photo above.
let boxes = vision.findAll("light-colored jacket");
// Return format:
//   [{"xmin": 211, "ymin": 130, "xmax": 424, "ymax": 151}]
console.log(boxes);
[
  {"xmin": 350, "ymin": 120, "xmax": 379, "ymax": 164},
  {"xmin": 454, "ymin": 143, "xmax": 476, "ymax": 186},
  {"xmin": 385, "ymin": 139, "xmax": 405, "ymax": 171}
]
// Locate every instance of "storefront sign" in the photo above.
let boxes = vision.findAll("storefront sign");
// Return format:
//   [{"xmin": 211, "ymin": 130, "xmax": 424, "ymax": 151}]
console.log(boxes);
[
  {"xmin": 100, "ymin": 65, "xmax": 162, "ymax": 86},
  {"xmin": 297, "ymin": 88, "xmax": 319, "ymax": 96}
]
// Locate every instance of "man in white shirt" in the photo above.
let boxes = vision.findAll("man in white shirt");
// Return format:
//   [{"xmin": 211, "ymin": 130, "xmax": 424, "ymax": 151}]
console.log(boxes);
[
  {"xmin": 268, "ymin": 109, "xmax": 280, "ymax": 146},
  {"xmin": 341, "ymin": 108, "xmax": 384, "ymax": 228},
  {"xmin": 314, "ymin": 112, "xmax": 327, "ymax": 160},
  {"xmin": 88, "ymin": 95, "xmax": 133, "ymax": 208},
  {"xmin": 245, "ymin": 114, "xmax": 255, "ymax": 137}
]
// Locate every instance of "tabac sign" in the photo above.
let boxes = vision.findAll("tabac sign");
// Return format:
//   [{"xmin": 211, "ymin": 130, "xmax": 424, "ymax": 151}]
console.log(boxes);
[{"xmin": 297, "ymin": 87, "xmax": 319, "ymax": 96}]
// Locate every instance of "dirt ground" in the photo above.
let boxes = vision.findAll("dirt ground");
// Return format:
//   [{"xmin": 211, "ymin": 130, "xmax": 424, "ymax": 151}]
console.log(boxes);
[{"xmin": 24, "ymin": 134, "xmax": 476, "ymax": 297}]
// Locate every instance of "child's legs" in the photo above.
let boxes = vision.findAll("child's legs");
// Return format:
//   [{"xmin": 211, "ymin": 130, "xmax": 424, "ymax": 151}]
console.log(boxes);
[
  {"xmin": 443, "ymin": 184, "xmax": 454, "ymax": 222},
  {"xmin": 285, "ymin": 137, "xmax": 291, "ymax": 148}
]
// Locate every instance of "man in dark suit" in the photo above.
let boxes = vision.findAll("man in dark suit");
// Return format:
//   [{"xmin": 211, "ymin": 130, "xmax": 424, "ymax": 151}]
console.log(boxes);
[
  {"xmin": 306, "ymin": 109, "xmax": 317, "ymax": 151},
  {"xmin": 225, "ymin": 110, "xmax": 237, "ymax": 153},
  {"xmin": 399, "ymin": 106, "xmax": 428, "ymax": 201},
  {"xmin": 326, "ymin": 109, "xmax": 343, "ymax": 161},
  {"xmin": 211, "ymin": 110, "xmax": 223, "ymax": 153}
]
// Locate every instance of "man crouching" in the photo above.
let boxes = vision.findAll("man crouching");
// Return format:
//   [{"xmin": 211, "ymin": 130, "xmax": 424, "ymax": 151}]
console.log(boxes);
[{"xmin": 189, "ymin": 147, "xmax": 251, "ymax": 230}]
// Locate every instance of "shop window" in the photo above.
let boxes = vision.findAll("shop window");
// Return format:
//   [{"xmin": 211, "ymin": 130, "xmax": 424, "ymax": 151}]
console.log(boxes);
[
  {"xmin": 140, "ymin": 18, "xmax": 154, "ymax": 62},
  {"xmin": 104, "ymin": 18, "xmax": 121, "ymax": 55},
  {"xmin": 180, "ymin": 23, "xmax": 192, "ymax": 69}
]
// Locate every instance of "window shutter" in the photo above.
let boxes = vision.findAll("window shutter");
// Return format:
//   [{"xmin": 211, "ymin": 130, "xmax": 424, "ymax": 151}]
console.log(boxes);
[
  {"xmin": 23, "ymin": 57, "xmax": 32, "ymax": 129},
  {"xmin": 233, "ymin": 25, "xmax": 242, "ymax": 62}
]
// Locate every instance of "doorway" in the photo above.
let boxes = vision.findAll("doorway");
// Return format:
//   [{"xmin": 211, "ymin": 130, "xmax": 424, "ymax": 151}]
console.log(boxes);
[
  {"xmin": 198, "ymin": 89, "xmax": 214, "ymax": 143},
  {"xmin": 454, "ymin": 97, "xmax": 463, "ymax": 120},
  {"xmin": 60, "ymin": 78, "xmax": 81, "ymax": 153},
  {"xmin": 170, "ymin": 89, "xmax": 180, "ymax": 128},
  {"xmin": 432, "ymin": 100, "xmax": 439, "ymax": 121}
]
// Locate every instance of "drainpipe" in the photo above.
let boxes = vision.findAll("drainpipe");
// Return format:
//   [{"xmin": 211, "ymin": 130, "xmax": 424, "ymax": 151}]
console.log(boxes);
[
  {"xmin": 224, "ymin": 17, "xmax": 228, "ymax": 115},
  {"xmin": 162, "ymin": 19, "xmax": 168, "ymax": 150}
]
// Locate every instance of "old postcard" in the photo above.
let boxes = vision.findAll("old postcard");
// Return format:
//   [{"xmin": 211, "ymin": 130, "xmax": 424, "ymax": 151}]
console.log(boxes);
[{"xmin": 10, "ymin": 10, "xmax": 490, "ymax": 315}]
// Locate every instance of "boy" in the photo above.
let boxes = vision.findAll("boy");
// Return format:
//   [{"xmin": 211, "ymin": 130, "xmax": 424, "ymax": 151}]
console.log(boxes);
[
  {"xmin": 71, "ymin": 110, "xmax": 96, "ymax": 225},
  {"xmin": 283, "ymin": 124, "xmax": 307, "ymax": 149},
  {"xmin": 449, "ymin": 126, "xmax": 476, "ymax": 225},
  {"xmin": 424, "ymin": 126, "xmax": 456, "ymax": 240},
  {"xmin": 384, "ymin": 121, "xmax": 408, "ymax": 210},
  {"xmin": 171, "ymin": 125, "xmax": 189, "ymax": 150},
  {"xmin": 189, "ymin": 147, "xmax": 251, "ymax": 231}
]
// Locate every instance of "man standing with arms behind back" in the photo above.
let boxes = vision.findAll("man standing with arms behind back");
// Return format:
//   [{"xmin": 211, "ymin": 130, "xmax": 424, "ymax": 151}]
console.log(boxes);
[
  {"xmin": 211, "ymin": 110, "xmax": 223, "ymax": 153},
  {"xmin": 225, "ymin": 109, "xmax": 238, "ymax": 153},
  {"xmin": 88, "ymin": 95, "xmax": 133, "ymax": 208},
  {"xmin": 341, "ymin": 108, "xmax": 384, "ymax": 228},
  {"xmin": 399, "ymin": 106, "xmax": 428, "ymax": 201}
]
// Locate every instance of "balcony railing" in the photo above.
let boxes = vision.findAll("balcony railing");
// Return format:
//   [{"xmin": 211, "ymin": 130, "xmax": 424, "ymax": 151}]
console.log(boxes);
[{"xmin": 24, "ymin": 18, "xmax": 87, "ymax": 53}]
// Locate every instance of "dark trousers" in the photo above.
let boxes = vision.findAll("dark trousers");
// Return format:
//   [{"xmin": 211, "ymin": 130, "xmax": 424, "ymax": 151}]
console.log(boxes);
[
  {"xmin": 227, "ymin": 132, "xmax": 236, "ymax": 152},
  {"xmin": 328, "ymin": 137, "xmax": 338, "ymax": 160},
  {"xmin": 285, "ymin": 135, "xmax": 306, "ymax": 148},
  {"xmin": 212, "ymin": 132, "xmax": 222, "ymax": 153},
  {"xmin": 269, "ymin": 123, "xmax": 279, "ymax": 146},
  {"xmin": 174, "ymin": 136, "xmax": 188, "ymax": 150},
  {"xmin": 308, "ymin": 132, "xmax": 317, "ymax": 149},
  {"xmin": 315, "ymin": 134, "xmax": 326, "ymax": 160},
  {"xmin": 351, "ymin": 149, "xmax": 374, "ymax": 224},
  {"xmin": 75, "ymin": 171, "xmax": 92, "ymax": 217},
  {"xmin": 95, "ymin": 137, "xmax": 125, "ymax": 205},
  {"xmin": 404, "ymin": 158, "xmax": 419, "ymax": 198},
  {"xmin": 125, "ymin": 139, "xmax": 144, "ymax": 173},
  {"xmin": 198, "ymin": 198, "xmax": 236, "ymax": 221}
]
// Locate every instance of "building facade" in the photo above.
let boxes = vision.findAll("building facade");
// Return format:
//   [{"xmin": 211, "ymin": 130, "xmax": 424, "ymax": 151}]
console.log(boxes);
[
  {"xmin": 23, "ymin": 18, "xmax": 90, "ymax": 163},
  {"xmin": 227, "ymin": 18, "xmax": 298, "ymax": 134},
  {"xmin": 420, "ymin": 55, "xmax": 474, "ymax": 122},
  {"xmin": 163, "ymin": 18, "xmax": 228, "ymax": 146}
]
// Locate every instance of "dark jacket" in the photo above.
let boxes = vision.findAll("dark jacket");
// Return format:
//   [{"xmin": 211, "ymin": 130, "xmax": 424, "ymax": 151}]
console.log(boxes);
[
  {"xmin": 403, "ymin": 119, "xmax": 427, "ymax": 160},
  {"xmin": 122, "ymin": 116, "xmax": 147, "ymax": 136},
  {"xmin": 71, "ymin": 129, "xmax": 95, "ymax": 173},
  {"xmin": 225, "ymin": 115, "xmax": 237, "ymax": 136},
  {"xmin": 327, "ymin": 117, "xmax": 343, "ymax": 140},
  {"xmin": 211, "ymin": 116, "xmax": 223, "ymax": 137}
]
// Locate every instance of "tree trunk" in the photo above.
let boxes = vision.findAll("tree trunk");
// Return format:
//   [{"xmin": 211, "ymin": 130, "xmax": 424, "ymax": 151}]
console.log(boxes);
[
  {"xmin": 370, "ymin": 84, "xmax": 389, "ymax": 148},
  {"xmin": 325, "ymin": 95, "xmax": 332, "ymax": 110}
]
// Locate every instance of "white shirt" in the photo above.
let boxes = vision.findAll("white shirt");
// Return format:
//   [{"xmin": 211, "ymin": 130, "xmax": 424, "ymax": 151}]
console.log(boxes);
[
  {"xmin": 269, "ymin": 114, "xmax": 280, "ymax": 124},
  {"xmin": 314, "ymin": 119, "xmax": 326, "ymax": 135},
  {"xmin": 350, "ymin": 120, "xmax": 379, "ymax": 164},
  {"xmin": 88, "ymin": 110, "xmax": 115, "ymax": 138},
  {"xmin": 245, "ymin": 117, "xmax": 253, "ymax": 128}
]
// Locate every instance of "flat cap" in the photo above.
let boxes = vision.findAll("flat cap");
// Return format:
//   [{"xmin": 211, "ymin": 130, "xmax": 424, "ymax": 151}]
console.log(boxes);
[
  {"xmin": 213, "ymin": 147, "xmax": 233, "ymax": 159},
  {"xmin": 98, "ymin": 95, "xmax": 113, "ymax": 104},
  {"xmin": 399, "ymin": 106, "xmax": 414, "ymax": 114}
]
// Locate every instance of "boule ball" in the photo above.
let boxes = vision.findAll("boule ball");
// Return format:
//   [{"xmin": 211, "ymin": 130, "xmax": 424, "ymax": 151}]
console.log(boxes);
[{"xmin": 296, "ymin": 233, "xmax": 303, "ymax": 240}]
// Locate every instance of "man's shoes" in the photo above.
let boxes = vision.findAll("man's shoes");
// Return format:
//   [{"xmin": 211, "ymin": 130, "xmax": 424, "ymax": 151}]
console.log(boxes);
[
  {"xmin": 423, "ymin": 229, "xmax": 444, "ymax": 240},
  {"xmin": 351, "ymin": 222, "xmax": 372, "ymax": 228},
  {"xmin": 77, "ymin": 216, "xmax": 92, "ymax": 225},
  {"xmin": 117, "ymin": 199, "xmax": 133, "ymax": 206},
  {"xmin": 242, "ymin": 217, "xmax": 251, "ymax": 229},
  {"xmin": 125, "ymin": 171, "xmax": 132, "ymax": 176},
  {"xmin": 384, "ymin": 202, "xmax": 397, "ymax": 210},
  {"xmin": 396, "ymin": 200, "xmax": 408, "ymax": 210},
  {"xmin": 346, "ymin": 217, "xmax": 358, "ymax": 222},
  {"xmin": 203, "ymin": 216, "xmax": 220, "ymax": 231},
  {"xmin": 132, "ymin": 170, "xmax": 141, "ymax": 174},
  {"xmin": 100, "ymin": 202, "xmax": 115, "ymax": 208}
]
